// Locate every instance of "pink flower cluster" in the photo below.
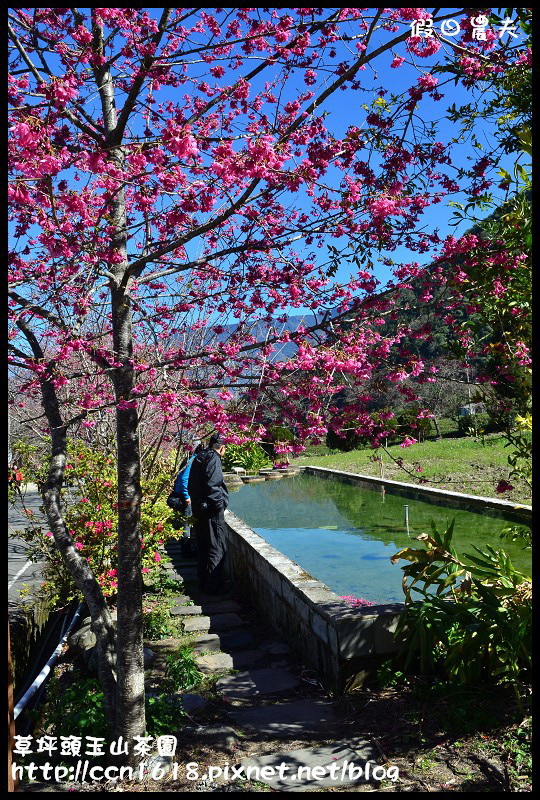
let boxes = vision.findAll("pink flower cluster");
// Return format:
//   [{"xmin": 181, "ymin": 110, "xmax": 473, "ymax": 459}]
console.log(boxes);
[{"xmin": 340, "ymin": 595, "xmax": 376, "ymax": 608}]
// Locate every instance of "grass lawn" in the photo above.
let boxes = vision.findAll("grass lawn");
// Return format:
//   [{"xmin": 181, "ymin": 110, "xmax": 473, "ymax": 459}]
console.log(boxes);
[{"xmin": 294, "ymin": 434, "xmax": 531, "ymax": 505}]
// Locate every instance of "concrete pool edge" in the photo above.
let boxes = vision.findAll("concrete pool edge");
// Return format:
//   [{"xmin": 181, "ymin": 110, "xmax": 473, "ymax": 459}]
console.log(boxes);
[
  {"xmin": 224, "ymin": 510, "xmax": 404, "ymax": 693},
  {"xmin": 299, "ymin": 466, "xmax": 532, "ymax": 521}
]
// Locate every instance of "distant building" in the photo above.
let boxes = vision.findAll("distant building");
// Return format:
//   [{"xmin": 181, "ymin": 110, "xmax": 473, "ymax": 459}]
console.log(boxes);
[{"xmin": 458, "ymin": 402, "xmax": 486, "ymax": 417}]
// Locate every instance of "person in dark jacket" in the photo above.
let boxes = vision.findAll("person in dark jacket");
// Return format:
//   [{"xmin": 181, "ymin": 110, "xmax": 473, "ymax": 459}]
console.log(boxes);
[{"xmin": 187, "ymin": 433, "xmax": 229, "ymax": 594}]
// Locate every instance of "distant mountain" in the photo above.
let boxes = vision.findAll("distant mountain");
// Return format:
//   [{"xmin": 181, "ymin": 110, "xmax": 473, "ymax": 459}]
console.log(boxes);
[{"xmin": 209, "ymin": 312, "xmax": 320, "ymax": 361}]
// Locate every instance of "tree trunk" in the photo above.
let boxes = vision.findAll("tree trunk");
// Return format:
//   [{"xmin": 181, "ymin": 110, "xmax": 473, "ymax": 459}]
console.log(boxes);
[
  {"xmin": 106, "ymin": 160, "xmax": 146, "ymax": 747},
  {"xmin": 433, "ymin": 417, "xmax": 442, "ymax": 439},
  {"xmin": 92, "ymin": 13, "xmax": 147, "ymax": 747},
  {"xmin": 107, "ymin": 144, "xmax": 146, "ymax": 749},
  {"xmin": 111, "ymin": 287, "xmax": 145, "ymax": 748}
]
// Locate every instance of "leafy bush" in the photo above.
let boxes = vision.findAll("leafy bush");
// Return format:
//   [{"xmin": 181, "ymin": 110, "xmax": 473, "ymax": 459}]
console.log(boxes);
[
  {"xmin": 376, "ymin": 659, "xmax": 409, "ymax": 689},
  {"xmin": 504, "ymin": 414, "xmax": 532, "ymax": 489},
  {"xmin": 267, "ymin": 425, "xmax": 295, "ymax": 444},
  {"xmin": 391, "ymin": 520, "xmax": 532, "ymax": 706},
  {"xmin": 166, "ymin": 645, "xmax": 203, "ymax": 691},
  {"xmin": 457, "ymin": 412, "xmax": 494, "ymax": 437},
  {"xmin": 326, "ymin": 408, "xmax": 401, "ymax": 451},
  {"xmin": 146, "ymin": 571, "xmax": 184, "ymax": 594},
  {"xmin": 143, "ymin": 597, "xmax": 181, "ymax": 639},
  {"xmin": 260, "ymin": 426, "xmax": 296, "ymax": 459},
  {"xmin": 13, "ymin": 440, "xmax": 179, "ymax": 606},
  {"xmin": 146, "ymin": 693, "xmax": 185, "ymax": 736},
  {"xmin": 40, "ymin": 674, "xmax": 108, "ymax": 742},
  {"xmin": 500, "ymin": 524, "xmax": 532, "ymax": 549},
  {"xmin": 325, "ymin": 427, "xmax": 363, "ymax": 452},
  {"xmin": 221, "ymin": 442, "xmax": 272, "ymax": 472},
  {"xmin": 395, "ymin": 407, "xmax": 433, "ymax": 442},
  {"xmin": 39, "ymin": 670, "xmax": 186, "ymax": 741}
]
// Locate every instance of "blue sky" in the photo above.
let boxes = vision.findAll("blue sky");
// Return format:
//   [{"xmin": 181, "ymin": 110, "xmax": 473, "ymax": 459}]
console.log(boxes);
[
  {"xmin": 270, "ymin": 9, "xmax": 528, "ymax": 297},
  {"xmin": 153, "ymin": 7, "xmax": 528, "ymax": 307}
]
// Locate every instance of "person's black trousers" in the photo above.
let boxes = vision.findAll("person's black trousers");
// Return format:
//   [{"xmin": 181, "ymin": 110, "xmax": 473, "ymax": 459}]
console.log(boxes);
[{"xmin": 193, "ymin": 510, "xmax": 227, "ymax": 594}]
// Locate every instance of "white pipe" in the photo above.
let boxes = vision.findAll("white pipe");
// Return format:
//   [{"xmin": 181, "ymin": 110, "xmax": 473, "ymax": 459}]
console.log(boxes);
[
  {"xmin": 404, "ymin": 505, "xmax": 410, "ymax": 537},
  {"xmin": 14, "ymin": 604, "xmax": 83, "ymax": 719}
]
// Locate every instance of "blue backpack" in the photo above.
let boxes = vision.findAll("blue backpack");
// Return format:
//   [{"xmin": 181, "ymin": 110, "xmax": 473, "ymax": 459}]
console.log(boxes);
[{"xmin": 166, "ymin": 455, "xmax": 195, "ymax": 512}]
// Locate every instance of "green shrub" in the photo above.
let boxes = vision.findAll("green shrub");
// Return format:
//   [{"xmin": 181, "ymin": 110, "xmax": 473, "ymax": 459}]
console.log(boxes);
[
  {"xmin": 325, "ymin": 427, "xmax": 363, "ymax": 452},
  {"xmin": 40, "ymin": 674, "xmax": 108, "ymax": 742},
  {"xmin": 504, "ymin": 414, "xmax": 532, "ymax": 489},
  {"xmin": 267, "ymin": 426, "xmax": 295, "ymax": 443},
  {"xmin": 222, "ymin": 442, "xmax": 272, "ymax": 472},
  {"xmin": 457, "ymin": 410, "xmax": 519, "ymax": 437},
  {"xmin": 391, "ymin": 520, "xmax": 532, "ymax": 708},
  {"xmin": 395, "ymin": 407, "xmax": 433, "ymax": 442},
  {"xmin": 13, "ymin": 439, "xmax": 178, "ymax": 607},
  {"xmin": 146, "ymin": 694, "xmax": 185, "ymax": 736},
  {"xmin": 40, "ymin": 671, "xmax": 186, "ymax": 741},
  {"xmin": 143, "ymin": 597, "xmax": 181, "ymax": 639},
  {"xmin": 166, "ymin": 645, "xmax": 203, "ymax": 691},
  {"xmin": 458, "ymin": 412, "xmax": 492, "ymax": 436},
  {"xmin": 260, "ymin": 426, "xmax": 296, "ymax": 459}
]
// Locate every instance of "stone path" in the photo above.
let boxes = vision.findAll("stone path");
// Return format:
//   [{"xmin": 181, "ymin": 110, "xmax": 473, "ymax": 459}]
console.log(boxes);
[{"xmin": 145, "ymin": 539, "xmax": 378, "ymax": 792}]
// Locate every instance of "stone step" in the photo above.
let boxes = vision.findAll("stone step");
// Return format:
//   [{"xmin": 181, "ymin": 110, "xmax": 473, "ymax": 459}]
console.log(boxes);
[
  {"xmin": 174, "ymin": 693, "xmax": 209, "ymax": 713},
  {"xmin": 227, "ymin": 700, "xmax": 337, "ymax": 738},
  {"xmin": 162, "ymin": 567, "xmax": 188, "ymax": 579},
  {"xmin": 195, "ymin": 652, "xmax": 236, "ymax": 673},
  {"xmin": 182, "ymin": 616, "xmax": 212, "ymax": 633},
  {"xmin": 199, "ymin": 600, "xmax": 241, "ymax": 614},
  {"xmin": 166, "ymin": 594, "xmax": 191, "ymax": 605},
  {"xmin": 259, "ymin": 640, "xmax": 291, "ymax": 656},
  {"xmin": 144, "ymin": 638, "xmax": 182, "ymax": 653},
  {"xmin": 166, "ymin": 557, "xmax": 197, "ymax": 566},
  {"xmin": 170, "ymin": 605, "xmax": 203, "ymax": 616},
  {"xmin": 164, "ymin": 545, "xmax": 192, "ymax": 552},
  {"xmin": 191, "ymin": 630, "xmax": 256, "ymax": 654},
  {"xmin": 169, "ymin": 565, "xmax": 198, "ymax": 573},
  {"xmin": 195, "ymin": 649, "xmax": 270, "ymax": 673},
  {"xmin": 167, "ymin": 572, "xmax": 197, "ymax": 585},
  {"xmin": 182, "ymin": 612, "xmax": 247, "ymax": 633},
  {"xmin": 191, "ymin": 593, "xmax": 231, "ymax": 604},
  {"xmin": 191, "ymin": 633, "xmax": 221, "ymax": 653},
  {"xmin": 186, "ymin": 725, "xmax": 239, "ymax": 751},
  {"xmin": 216, "ymin": 667, "xmax": 299, "ymax": 698}
]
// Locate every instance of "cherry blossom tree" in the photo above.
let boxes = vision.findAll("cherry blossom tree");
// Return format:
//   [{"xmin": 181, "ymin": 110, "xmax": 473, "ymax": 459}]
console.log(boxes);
[{"xmin": 8, "ymin": 8, "xmax": 530, "ymax": 751}]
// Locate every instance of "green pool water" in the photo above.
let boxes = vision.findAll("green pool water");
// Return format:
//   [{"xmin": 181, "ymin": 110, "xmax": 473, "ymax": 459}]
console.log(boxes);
[{"xmin": 227, "ymin": 473, "xmax": 531, "ymax": 605}]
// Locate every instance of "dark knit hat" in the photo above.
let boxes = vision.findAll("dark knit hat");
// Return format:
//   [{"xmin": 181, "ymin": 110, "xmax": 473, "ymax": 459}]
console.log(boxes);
[{"xmin": 209, "ymin": 433, "xmax": 225, "ymax": 447}]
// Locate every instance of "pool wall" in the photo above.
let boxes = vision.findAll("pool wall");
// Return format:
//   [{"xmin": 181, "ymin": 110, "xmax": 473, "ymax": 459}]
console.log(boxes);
[
  {"xmin": 224, "ymin": 510, "xmax": 404, "ymax": 693},
  {"xmin": 301, "ymin": 466, "xmax": 532, "ymax": 522}
]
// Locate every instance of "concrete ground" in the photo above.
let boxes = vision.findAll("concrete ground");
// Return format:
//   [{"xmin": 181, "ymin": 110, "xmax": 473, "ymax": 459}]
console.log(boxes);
[{"xmin": 8, "ymin": 484, "xmax": 46, "ymax": 608}]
